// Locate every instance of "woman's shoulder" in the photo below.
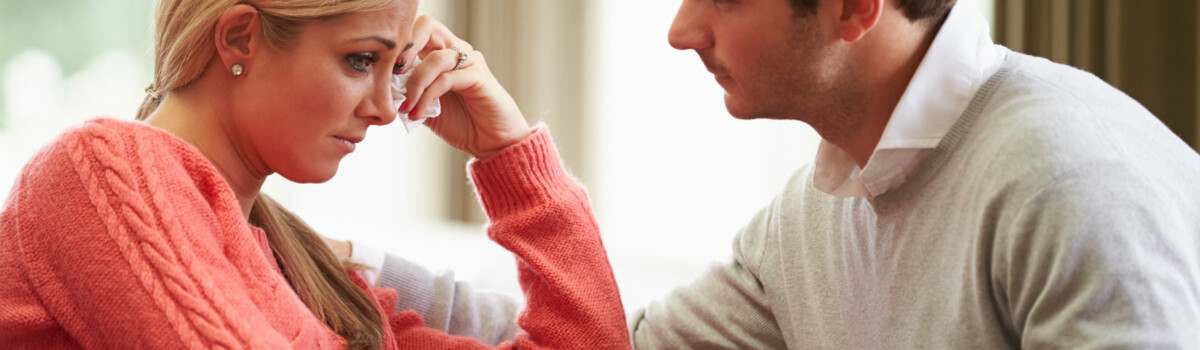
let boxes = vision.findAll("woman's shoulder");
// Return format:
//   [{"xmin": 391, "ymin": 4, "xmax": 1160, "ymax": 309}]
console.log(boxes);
[
  {"xmin": 18, "ymin": 117, "xmax": 134, "ymax": 174},
  {"xmin": 31, "ymin": 116, "xmax": 197, "ymax": 170},
  {"xmin": 4, "ymin": 116, "xmax": 235, "ymax": 240},
  {"xmin": 2, "ymin": 117, "xmax": 170, "ymax": 236},
  {"xmin": 54, "ymin": 116, "xmax": 177, "ymax": 150},
  {"xmin": 10, "ymin": 116, "xmax": 214, "ymax": 206}
]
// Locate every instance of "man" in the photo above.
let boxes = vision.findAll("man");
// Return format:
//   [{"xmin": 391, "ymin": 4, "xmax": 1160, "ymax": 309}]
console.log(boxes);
[
  {"xmin": 330, "ymin": 0, "xmax": 1200, "ymax": 347},
  {"xmin": 628, "ymin": 0, "xmax": 1200, "ymax": 348}
]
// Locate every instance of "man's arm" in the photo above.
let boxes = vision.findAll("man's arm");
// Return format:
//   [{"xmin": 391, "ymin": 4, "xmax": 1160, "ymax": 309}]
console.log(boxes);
[
  {"xmin": 377, "ymin": 252, "xmax": 520, "ymax": 346},
  {"xmin": 629, "ymin": 198, "xmax": 787, "ymax": 349},
  {"xmin": 997, "ymin": 163, "xmax": 1200, "ymax": 348},
  {"xmin": 320, "ymin": 237, "xmax": 521, "ymax": 346}
]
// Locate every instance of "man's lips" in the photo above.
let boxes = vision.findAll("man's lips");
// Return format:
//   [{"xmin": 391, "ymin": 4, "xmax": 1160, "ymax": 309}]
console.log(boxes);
[{"xmin": 712, "ymin": 71, "xmax": 733, "ymax": 86}]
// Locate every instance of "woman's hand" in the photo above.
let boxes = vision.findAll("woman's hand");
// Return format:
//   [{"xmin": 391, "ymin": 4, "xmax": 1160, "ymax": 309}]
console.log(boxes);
[{"xmin": 398, "ymin": 15, "xmax": 531, "ymax": 159}]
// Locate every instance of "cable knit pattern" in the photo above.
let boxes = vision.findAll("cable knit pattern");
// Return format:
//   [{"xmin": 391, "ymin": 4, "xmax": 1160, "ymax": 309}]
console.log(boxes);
[
  {"xmin": 66, "ymin": 119, "xmax": 262, "ymax": 349},
  {"xmin": 0, "ymin": 118, "xmax": 630, "ymax": 349}
]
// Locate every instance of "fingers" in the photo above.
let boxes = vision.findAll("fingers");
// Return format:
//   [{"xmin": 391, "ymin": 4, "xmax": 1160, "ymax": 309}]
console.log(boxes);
[
  {"xmin": 417, "ymin": 18, "xmax": 471, "ymax": 56},
  {"xmin": 401, "ymin": 48, "xmax": 479, "ymax": 117},
  {"xmin": 408, "ymin": 68, "xmax": 474, "ymax": 121},
  {"xmin": 400, "ymin": 15, "xmax": 472, "ymax": 75},
  {"xmin": 400, "ymin": 16, "xmax": 435, "ymax": 72}
]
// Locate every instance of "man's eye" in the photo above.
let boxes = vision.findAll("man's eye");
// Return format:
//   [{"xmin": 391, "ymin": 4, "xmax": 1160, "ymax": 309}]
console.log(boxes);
[{"xmin": 346, "ymin": 53, "xmax": 380, "ymax": 72}]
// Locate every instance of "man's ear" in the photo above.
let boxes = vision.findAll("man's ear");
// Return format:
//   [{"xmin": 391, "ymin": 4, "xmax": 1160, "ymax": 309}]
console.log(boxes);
[
  {"xmin": 213, "ymin": 4, "xmax": 262, "ymax": 74},
  {"xmin": 836, "ymin": 0, "xmax": 883, "ymax": 42}
]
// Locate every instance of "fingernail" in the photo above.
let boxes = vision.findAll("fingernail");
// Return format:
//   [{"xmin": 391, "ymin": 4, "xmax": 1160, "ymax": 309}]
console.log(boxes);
[
  {"xmin": 408, "ymin": 107, "xmax": 417, "ymax": 118},
  {"xmin": 399, "ymin": 100, "xmax": 408, "ymax": 111}
]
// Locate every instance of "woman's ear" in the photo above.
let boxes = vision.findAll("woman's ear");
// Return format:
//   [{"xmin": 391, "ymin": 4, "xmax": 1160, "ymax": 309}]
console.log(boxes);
[{"xmin": 214, "ymin": 4, "xmax": 262, "ymax": 75}]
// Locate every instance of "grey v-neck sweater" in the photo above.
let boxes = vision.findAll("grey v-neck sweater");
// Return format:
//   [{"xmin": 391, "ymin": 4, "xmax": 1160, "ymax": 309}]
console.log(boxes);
[{"xmin": 629, "ymin": 51, "xmax": 1200, "ymax": 348}]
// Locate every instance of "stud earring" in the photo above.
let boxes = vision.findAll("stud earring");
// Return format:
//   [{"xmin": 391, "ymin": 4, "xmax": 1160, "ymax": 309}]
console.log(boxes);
[{"xmin": 231, "ymin": 63, "xmax": 244, "ymax": 76}]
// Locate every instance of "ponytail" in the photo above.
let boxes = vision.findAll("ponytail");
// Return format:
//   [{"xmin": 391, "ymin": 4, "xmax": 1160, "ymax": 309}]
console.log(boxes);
[
  {"xmin": 250, "ymin": 194, "xmax": 384, "ymax": 350},
  {"xmin": 135, "ymin": 87, "xmax": 162, "ymax": 121}
]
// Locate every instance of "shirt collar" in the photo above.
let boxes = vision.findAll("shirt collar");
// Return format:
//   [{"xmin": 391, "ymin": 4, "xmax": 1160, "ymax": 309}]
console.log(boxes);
[{"xmin": 813, "ymin": 0, "xmax": 1006, "ymax": 198}]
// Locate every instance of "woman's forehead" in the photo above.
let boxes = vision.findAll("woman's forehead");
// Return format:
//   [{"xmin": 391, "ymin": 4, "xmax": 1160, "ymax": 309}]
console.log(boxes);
[{"xmin": 312, "ymin": 3, "xmax": 415, "ymax": 41}]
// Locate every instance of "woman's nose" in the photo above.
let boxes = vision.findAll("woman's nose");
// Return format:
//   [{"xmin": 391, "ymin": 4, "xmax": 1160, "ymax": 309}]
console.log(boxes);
[{"xmin": 359, "ymin": 79, "xmax": 398, "ymax": 126}]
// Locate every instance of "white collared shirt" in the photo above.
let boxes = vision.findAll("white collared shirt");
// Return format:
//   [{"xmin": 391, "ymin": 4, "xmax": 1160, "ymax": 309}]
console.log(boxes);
[{"xmin": 813, "ymin": 0, "xmax": 1007, "ymax": 198}]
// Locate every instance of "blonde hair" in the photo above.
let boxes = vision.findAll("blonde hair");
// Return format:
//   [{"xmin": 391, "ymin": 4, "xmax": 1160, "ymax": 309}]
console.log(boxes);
[{"xmin": 137, "ymin": 0, "xmax": 399, "ymax": 349}]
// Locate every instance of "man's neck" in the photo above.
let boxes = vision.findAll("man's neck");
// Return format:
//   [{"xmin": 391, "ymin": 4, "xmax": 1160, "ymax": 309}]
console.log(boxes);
[
  {"xmin": 145, "ymin": 81, "xmax": 267, "ymax": 220},
  {"xmin": 826, "ymin": 18, "xmax": 942, "ymax": 168}
]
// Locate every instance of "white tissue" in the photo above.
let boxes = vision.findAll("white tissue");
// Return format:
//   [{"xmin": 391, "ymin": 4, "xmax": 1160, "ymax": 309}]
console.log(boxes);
[{"xmin": 392, "ymin": 58, "xmax": 442, "ymax": 133}]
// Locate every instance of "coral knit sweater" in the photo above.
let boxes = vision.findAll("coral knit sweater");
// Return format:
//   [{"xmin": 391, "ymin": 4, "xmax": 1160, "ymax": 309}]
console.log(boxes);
[{"xmin": 0, "ymin": 118, "xmax": 629, "ymax": 349}]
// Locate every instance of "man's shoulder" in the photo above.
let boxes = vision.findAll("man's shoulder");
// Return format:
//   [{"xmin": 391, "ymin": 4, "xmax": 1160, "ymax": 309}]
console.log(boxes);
[
  {"xmin": 985, "ymin": 52, "xmax": 1151, "ymax": 123},
  {"xmin": 953, "ymin": 53, "xmax": 1199, "ymax": 186}
]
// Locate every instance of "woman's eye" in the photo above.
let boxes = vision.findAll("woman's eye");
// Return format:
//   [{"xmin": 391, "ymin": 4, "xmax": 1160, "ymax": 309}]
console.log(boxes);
[{"xmin": 346, "ymin": 52, "xmax": 380, "ymax": 73}]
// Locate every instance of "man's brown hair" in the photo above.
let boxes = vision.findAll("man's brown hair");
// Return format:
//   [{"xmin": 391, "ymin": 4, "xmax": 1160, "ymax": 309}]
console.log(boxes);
[{"xmin": 789, "ymin": 0, "xmax": 957, "ymax": 23}]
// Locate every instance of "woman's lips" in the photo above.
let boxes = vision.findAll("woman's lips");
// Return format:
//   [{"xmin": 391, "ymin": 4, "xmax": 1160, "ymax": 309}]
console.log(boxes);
[{"xmin": 332, "ymin": 136, "xmax": 359, "ymax": 153}]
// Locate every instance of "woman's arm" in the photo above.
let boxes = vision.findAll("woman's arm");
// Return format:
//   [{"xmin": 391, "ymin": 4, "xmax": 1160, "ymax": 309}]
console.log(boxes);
[
  {"xmin": 380, "ymin": 14, "xmax": 630, "ymax": 349},
  {"xmin": 384, "ymin": 126, "xmax": 630, "ymax": 349}
]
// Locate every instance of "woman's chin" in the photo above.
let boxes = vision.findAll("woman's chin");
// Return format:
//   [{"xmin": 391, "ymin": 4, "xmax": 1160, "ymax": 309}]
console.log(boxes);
[{"xmin": 277, "ymin": 166, "xmax": 338, "ymax": 184}]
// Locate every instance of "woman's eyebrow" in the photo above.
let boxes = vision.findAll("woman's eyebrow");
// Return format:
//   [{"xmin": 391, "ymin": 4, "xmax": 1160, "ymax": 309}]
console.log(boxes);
[{"xmin": 349, "ymin": 36, "xmax": 396, "ymax": 50}]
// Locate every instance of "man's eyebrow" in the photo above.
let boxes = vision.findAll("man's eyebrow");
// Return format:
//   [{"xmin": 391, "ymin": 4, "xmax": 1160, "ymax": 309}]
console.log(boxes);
[
  {"xmin": 349, "ymin": 36, "xmax": 397, "ymax": 50},
  {"xmin": 401, "ymin": 42, "xmax": 414, "ymax": 52}
]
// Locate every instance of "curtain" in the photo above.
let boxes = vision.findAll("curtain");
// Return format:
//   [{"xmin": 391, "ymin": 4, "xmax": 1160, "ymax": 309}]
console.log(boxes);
[
  {"xmin": 994, "ymin": 0, "xmax": 1199, "ymax": 150},
  {"xmin": 419, "ymin": 0, "xmax": 596, "ymax": 223}
]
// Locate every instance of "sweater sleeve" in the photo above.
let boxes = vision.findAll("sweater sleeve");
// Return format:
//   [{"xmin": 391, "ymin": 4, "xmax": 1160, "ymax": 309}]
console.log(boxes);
[
  {"xmin": 384, "ymin": 126, "xmax": 631, "ymax": 349},
  {"xmin": 5, "ymin": 125, "xmax": 306, "ymax": 349},
  {"xmin": 628, "ymin": 193, "xmax": 787, "ymax": 349},
  {"xmin": 997, "ymin": 163, "xmax": 1200, "ymax": 348},
  {"xmin": 377, "ymin": 251, "xmax": 521, "ymax": 345}
]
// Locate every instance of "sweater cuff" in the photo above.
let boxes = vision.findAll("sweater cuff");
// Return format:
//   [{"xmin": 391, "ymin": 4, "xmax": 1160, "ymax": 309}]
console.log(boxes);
[
  {"xmin": 378, "ymin": 253, "xmax": 440, "ymax": 316},
  {"xmin": 468, "ymin": 124, "xmax": 576, "ymax": 220}
]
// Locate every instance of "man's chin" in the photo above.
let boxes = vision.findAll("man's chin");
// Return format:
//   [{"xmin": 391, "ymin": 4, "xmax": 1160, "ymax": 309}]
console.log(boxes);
[
  {"xmin": 723, "ymin": 95, "xmax": 767, "ymax": 120},
  {"xmin": 728, "ymin": 112, "xmax": 761, "ymax": 121},
  {"xmin": 723, "ymin": 94, "xmax": 747, "ymax": 119}
]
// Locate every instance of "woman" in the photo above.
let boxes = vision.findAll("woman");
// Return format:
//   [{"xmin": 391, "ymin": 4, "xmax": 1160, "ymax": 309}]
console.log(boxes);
[{"xmin": 0, "ymin": 0, "xmax": 628, "ymax": 349}]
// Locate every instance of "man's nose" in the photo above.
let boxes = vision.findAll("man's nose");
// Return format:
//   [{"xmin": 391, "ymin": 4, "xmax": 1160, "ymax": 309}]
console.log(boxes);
[{"xmin": 668, "ymin": 0, "xmax": 712, "ymax": 51}]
